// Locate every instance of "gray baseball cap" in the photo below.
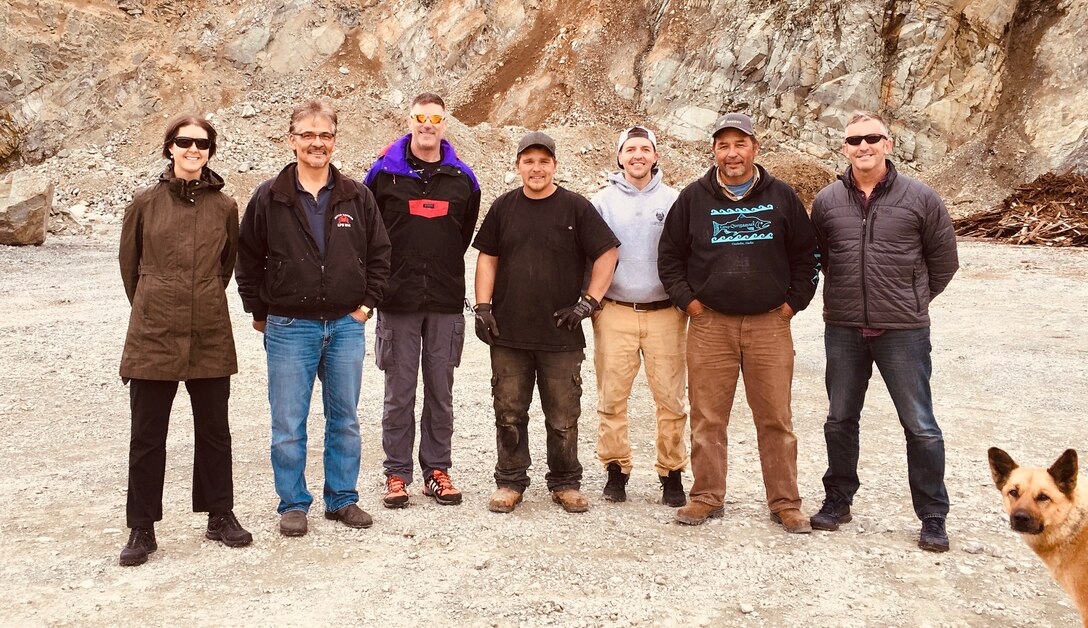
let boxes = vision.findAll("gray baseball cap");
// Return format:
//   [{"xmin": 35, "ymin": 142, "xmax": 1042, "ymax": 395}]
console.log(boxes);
[
  {"xmin": 711, "ymin": 113, "xmax": 755, "ymax": 138},
  {"xmin": 516, "ymin": 131, "xmax": 557, "ymax": 158}
]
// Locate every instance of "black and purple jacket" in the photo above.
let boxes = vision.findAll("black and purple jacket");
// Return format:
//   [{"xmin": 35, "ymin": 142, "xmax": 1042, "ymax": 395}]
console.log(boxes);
[{"xmin": 364, "ymin": 134, "xmax": 481, "ymax": 313}]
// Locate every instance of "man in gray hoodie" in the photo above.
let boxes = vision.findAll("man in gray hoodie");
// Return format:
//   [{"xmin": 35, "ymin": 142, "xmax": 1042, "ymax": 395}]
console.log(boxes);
[{"xmin": 590, "ymin": 126, "xmax": 688, "ymax": 507}]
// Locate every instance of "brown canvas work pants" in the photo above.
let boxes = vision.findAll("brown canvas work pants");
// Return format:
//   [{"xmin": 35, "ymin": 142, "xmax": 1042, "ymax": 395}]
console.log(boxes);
[{"xmin": 686, "ymin": 309, "xmax": 801, "ymax": 514}]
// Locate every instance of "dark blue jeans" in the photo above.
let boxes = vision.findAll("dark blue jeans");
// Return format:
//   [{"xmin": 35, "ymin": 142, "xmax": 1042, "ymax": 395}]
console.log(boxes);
[{"xmin": 821, "ymin": 325, "xmax": 949, "ymax": 519}]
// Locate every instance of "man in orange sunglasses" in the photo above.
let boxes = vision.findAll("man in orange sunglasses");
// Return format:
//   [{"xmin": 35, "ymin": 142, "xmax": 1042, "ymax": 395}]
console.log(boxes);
[{"xmin": 364, "ymin": 93, "xmax": 481, "ymax": 510}]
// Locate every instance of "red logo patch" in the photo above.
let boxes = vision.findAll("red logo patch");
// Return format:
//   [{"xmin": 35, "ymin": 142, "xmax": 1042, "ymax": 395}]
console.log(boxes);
[
  {"xmin": 334, "ymin": 213, "xmax": 353, "ymax": 228},
  {"xmin": 409, "ymin": 199, "xmax": 449, "ymax": 219}
]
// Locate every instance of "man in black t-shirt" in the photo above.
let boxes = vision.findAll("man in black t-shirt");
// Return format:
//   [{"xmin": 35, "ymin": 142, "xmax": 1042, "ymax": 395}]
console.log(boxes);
[{"xmin": 472, "ymin": 131, "xmax": 619, "ymax": 514}]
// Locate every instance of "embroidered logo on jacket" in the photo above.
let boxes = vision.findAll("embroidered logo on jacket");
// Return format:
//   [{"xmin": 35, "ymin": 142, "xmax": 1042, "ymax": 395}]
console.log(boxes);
[
  {"xmin": 710, "ymin": 205, "xmax": 774, "ymax": 244},
  {"xmin": 334, "ymin": 213, "xmax": 354, "ymax": 228}
]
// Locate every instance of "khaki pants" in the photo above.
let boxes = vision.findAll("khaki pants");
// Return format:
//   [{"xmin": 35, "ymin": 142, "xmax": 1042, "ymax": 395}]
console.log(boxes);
[
  {"xmin": 687, "ymin": 309, "xmax": 801, "ymax": 513},
  {"xmin": 592, "ymin": 300, "xmax": 688, "ymax": 476}
]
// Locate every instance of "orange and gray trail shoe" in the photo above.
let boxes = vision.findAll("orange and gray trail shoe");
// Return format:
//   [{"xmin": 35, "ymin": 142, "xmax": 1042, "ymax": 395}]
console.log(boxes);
[
  {"xmin": 422, "ymin": 470, "xmax": 463, "ymax": 505},
  {"xmin": 383, "ymin": 475, "xmax": 410, "ymax": 509}
]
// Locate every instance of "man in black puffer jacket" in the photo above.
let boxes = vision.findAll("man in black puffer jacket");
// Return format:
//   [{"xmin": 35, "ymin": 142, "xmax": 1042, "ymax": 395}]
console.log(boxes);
[
  {"xmin": 658, "ymin": 113, "xmax": 819, "ymax": 533},
  {"xmin": 808, "ymin": 111, "xmax": 958, "ymax": 553}
]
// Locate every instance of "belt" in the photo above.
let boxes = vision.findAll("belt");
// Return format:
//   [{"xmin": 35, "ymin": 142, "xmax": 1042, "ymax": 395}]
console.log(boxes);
[{"xmin": 604, "ymin": 298, "xmax": 674, "ymax": 312}]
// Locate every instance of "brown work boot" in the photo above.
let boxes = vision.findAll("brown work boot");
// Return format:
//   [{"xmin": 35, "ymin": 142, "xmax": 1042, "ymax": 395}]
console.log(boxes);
[
  {"xmin": 771, "ymin": 508, "xmax": 812, "ymax": 534},
  {"xmin": 551, "ymin": 488, "xmax": 590, "ymax": 513},
  {"xmin": 487, "ymin": 487, "xmax": 523, "ymax": 513},
  {"xmin": 675, "ymin": 501, "xmax": 725, "ymax": 525},
  {"xmin": 279, "ymin": 510, "xmax": 308, "ymax": 537},
  {"xmin": 324, "ymin": 503, "xmax": 373, "ymax": 529}
]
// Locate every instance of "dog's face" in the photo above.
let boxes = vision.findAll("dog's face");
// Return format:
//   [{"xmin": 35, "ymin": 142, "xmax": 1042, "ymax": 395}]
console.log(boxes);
[{"xmin": 988, "ymin": 448, "xmax": 1079, "ymax": 535}]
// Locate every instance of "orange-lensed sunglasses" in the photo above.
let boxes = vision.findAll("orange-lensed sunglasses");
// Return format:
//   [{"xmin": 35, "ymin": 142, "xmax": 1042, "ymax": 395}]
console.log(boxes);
[{"xmin": 411, "ymin": 113, "xmax": 445, "ymax": 124}]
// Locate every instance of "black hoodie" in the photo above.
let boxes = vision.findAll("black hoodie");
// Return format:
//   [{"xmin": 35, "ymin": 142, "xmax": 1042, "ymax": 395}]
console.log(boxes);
[{"xmin": 657, "ymin": 164, "xmax": 819, "ymax": 315}]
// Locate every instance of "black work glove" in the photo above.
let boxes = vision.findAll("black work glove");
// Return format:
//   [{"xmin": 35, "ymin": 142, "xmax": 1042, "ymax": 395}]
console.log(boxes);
[
  {"xmin": 553, "ymin": 294, "xmax": 600, "ymax": 330},
  {"xmin": 474, "ymin": 303, "xmax": 500, "ymax": 345}
]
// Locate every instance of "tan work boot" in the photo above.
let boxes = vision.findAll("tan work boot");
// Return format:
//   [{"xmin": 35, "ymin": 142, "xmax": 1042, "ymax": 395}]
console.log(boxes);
[
  {"xmin": 771, "ymin": 508, "xmax": 812, "ymax": 534},
  {"xmin": 551, "ymin": 488, "xmax": 590, "ymax": 513},
  {"xmin": 675, "ymin": 501, "xmax": 725, "ymax": 525},
  {"xmin": 487, "ymin": 487, "xmax": 523, "ymax": 513}
]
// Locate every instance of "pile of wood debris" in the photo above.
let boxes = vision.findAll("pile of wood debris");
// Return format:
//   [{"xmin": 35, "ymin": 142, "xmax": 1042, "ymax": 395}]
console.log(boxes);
[{"xmin": 953, "ymin": 173, "xmax": 1087, "ymax": 246}]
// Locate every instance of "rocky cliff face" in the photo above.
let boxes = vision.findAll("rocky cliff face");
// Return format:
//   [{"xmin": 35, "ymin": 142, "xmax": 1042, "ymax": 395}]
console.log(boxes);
[{"xmin": 0, "ymin": 0, "xmax": 1083, "ymax": 215}]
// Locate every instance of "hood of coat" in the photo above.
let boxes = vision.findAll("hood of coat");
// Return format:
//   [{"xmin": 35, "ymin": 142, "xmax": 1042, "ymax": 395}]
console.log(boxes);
[
  {"xmin": 159, "ymin": 165, "xmax": 226, "ymax": 203},
  {"xmin": 605, "ymin": 169, "xmax": 665, "ymax": 195}
]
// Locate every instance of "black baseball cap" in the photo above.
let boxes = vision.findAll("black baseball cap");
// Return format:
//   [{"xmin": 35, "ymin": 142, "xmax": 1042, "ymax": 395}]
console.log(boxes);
[{"xmin": 516, "ymin": 131, "xmax": 557, "ymax": 158}]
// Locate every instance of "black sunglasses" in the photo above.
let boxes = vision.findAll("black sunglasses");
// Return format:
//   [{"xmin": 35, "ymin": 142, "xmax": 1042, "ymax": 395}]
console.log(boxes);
[
  {"xmin": 173, "ymin": 136, "xmax": 212, "ymax": 150},
  {"xmin": 845, "ymin": 134, "xmax": 887, "ymax": 146}
]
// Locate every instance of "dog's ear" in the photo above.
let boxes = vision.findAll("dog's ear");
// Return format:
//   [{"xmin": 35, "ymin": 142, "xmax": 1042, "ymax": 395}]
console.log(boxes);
[
  {"xmin": 1047, "ymin": 449, "xmax": 1078, "ymax": 497},
  {"xmin": 989, "ymin": 447, "xmax": 1018, "ymax": 489}
]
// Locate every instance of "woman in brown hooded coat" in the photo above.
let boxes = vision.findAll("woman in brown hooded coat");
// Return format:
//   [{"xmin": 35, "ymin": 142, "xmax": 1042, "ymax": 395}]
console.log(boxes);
[{"xmin": 117, "ymin": 115, "xmax": 251, "ymax": 566}]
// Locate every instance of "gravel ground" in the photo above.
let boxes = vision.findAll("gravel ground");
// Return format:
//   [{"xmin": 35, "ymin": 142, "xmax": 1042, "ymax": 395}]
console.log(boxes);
[{"xmin": 0, "ymin": 233, "xmax": 1086, "ymax": 627}]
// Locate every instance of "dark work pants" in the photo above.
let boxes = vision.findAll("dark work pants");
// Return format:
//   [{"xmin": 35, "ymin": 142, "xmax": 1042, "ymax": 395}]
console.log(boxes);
[
  {"xmin": 126, "ymin": 377, "xmax": 234, "ymax": 528},
  {"xmin": 489, "ymin": 345, "xmax": 584, "ymax": 492}
]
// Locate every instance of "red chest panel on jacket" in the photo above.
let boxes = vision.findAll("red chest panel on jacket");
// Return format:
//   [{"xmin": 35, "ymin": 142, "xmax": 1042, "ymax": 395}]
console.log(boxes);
[{"xmin": 409, "ymin": 199, "xmax": 449, "ymax": 219}]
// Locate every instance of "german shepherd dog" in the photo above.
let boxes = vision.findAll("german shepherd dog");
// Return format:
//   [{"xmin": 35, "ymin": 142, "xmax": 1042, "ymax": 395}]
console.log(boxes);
[{"xmin": 989, "ymin": 448, "xmax": 1088, "ymax": 626}]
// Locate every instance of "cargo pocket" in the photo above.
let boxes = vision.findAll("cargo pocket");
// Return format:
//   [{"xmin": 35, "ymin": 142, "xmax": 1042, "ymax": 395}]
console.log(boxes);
[
  {"xmin": 374, "ymin": 320, "xmax": 395, "ymax": 371},
  {"xmin": 450, "ymin": 316, "xmax": 466, "ymax": 368}
]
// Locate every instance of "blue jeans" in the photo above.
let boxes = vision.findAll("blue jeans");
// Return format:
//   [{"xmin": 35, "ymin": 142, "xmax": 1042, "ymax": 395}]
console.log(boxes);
[
  {"xmin": 265, "ymin": 314, "xmax": 365, "ymax": 514},
  {"xmin": 821, "ymin": 325, "xmax": 949, "ymax": 519}
]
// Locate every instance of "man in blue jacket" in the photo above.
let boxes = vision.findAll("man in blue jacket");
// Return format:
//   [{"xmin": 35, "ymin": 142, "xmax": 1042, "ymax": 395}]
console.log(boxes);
[
  {"xmin": 364, "ymin": 93, "xmax": 481, "ymax": 509},
  {"xmin": 658, "ymin": 113, "xmax": 819, "ymax": 533},
  {"xmin": 809, "ymin": 111, "xmax": 958, "ymax": 552}
]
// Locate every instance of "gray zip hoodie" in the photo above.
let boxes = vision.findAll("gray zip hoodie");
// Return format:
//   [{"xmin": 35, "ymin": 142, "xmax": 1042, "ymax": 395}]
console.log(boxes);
[{"xmin": 590, "ymin": 170, "xmax": 679, "ymax": 303}]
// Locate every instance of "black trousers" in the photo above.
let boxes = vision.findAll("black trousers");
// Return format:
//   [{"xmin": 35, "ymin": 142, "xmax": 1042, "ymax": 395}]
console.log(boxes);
[{"xmin": 126, "ymin": 377, "xmax": 234, "ymax": 528}]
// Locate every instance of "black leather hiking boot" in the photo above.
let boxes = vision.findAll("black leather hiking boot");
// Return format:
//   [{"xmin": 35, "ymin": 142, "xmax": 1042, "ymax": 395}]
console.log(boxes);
[
  {"xmin": 206, "ymin": 511, "xmax": 253, "ymax": 547},
  {"xmin": 659, "ymin": 470, "xmax": 687, "ymax": 507},
  {"xmin": 810, "ymin": 500, "xmax": 852, "ymax": 531},
  {"xmin": 119, "ymin": 527, "xmax": 157, "ymax": 566},
  {"xmin": 918, "ymin": 515, "xmax": 950, "ymax": 552},
  {"xmin": 602, "ymin": 462, "xmax": 628, "ymax": 502}
]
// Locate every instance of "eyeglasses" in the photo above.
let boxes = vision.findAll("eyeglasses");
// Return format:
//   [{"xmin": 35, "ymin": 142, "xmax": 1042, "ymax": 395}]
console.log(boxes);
[
  {"xmin": 845, "ymin": 134, "xmax": 888, "ymax": 146},
  {"xmin": 173, "ymin": 137, "xmax": 211, "ymax": 150},
  {"xmin": 411, "ymin": 114, "xmax": 445, "ymax": 125},
  {"xmin": 291, "ymin": 132, "xmax": 336, "ymax": 143}
]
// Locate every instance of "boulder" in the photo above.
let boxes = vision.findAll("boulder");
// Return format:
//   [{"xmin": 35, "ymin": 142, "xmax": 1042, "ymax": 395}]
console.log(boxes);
[{"xmin": 0, "ymin": 169, "xmax": 53, "ymax": 245}]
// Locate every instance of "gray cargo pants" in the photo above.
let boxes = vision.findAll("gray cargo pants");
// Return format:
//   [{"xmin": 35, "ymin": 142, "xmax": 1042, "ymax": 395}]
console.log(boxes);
[{"xmin": 375, "ymin": 310, "xmax": 466, "ymax": 484}]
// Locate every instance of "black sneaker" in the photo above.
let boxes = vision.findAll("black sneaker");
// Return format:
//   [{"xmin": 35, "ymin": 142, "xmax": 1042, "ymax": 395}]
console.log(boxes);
[
  {"xmin": 206, "ymin": 511, "xmax": 253, "ymax": 547},
  {"xmin": 810, "ymin": 500, "xmax": 852, "ymax": 531},
  {"xmin": 119, "ymin": 527, "xmax": 157, "ymax": 566},
  {"xmin": 918, "ymin": 516, "xmax": 950, "ymax": 552},
  {"xmin": 602, "ymin": 462, "xmax": 628, "ymax": 502},
  {"xmin": 659, "ymin": 470, "xmax": 687, "ymax": 507}
]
